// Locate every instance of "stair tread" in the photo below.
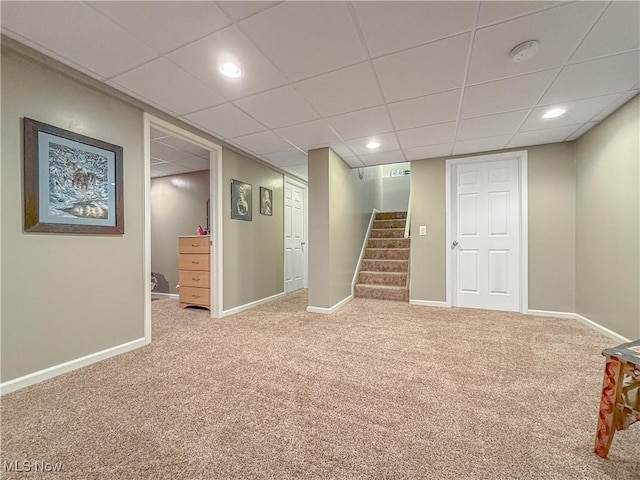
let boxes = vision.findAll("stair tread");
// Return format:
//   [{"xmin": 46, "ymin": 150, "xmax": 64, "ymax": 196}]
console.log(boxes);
[
  {"xmin": 356, "ymin": 284, "xmax": 408, "ymax": 290},
  {"xmin": 363, "ymin": 259, "xmax": 408, "ymax": 262},
  {"xmin": 360, "ymin": 270, "xmax": 407, "ymax": 275}
]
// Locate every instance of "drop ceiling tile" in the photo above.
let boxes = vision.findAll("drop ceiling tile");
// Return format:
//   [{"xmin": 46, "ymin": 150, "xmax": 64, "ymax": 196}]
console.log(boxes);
[
  {"xmin": 185, "ymin": 103, "xmax": 265, "ymax": 139},
  {"xmin": 566, "ymin": 122, "xmax": 598, "ymax": 141},
  {"xmin": 275, "ymin": 120, "xmax": 341, "ymax": 150},
  {"xmin": 90, "ymin": 1, "xmax": 230, "ymax": 54},
  {"xmin": 171, "ymin": 155, "xmax": 210, "ymax": 171},
  {"xmin": 294, "ymin": 63, "xmax": 383, "ymax": 117},
  {"xmin": 388, "ymin": 89, "xmax": 461, "ymax": 131},
  {"xmin": 571, "ymin": 2, "xmax": 640, "ymax": 63},
  {"xmin": 541, "ymin": 51, "xmax": 640, "ymax": 104},
  {"xmin": 508, "ymin": 124, "xmax": 582, "ymax": 147},
  {"xmin": 263, "ymin": 149, "xmax": 308, "ymax": 167},
  {"xmin": 341, "ymin": 156, "xmax": 364, "ymax": 168},
  {"xmin": 462, "ymin": 69, "xmax": 558, "ymax": 119},
  {"xmin": 358, "ymin": 150, "xmax": 405, "ymax": 167},
  {"xmin": 326, "ymin": 143, "xmax": 356, "ymax": 159},
  {"xmin": 1, "ymin": 1, "xmax": 158, "ymax": 78},
  {"xmin": 151, "ymin": 162, "xmax": 193, "ymax": 177},
  {"xmin": 477, "ymin": 2, "xmax": 566, "ymax": 27},
  {"xmin": 521, "ymin": 94, "xmax": 622, "ymax": 131},
  {"xmin": 111, "ymin": 58, "xmax": 225, "ymax": 115},
  {"xmin": 150, "ymin": 158, "xmax": 166, "ymax": 166},
  {"xmin": 345, "ymin": 133, "xmax": 400, "ymax": 156},
  {"xmin": 168, "ymin": 25, "xmax": 287, "ymax": 100},
  {"xmin": 229, "ymin": 131, "xmax": 293, "ymax": 155},
  {"xmin": 592, "ymin": 90, "xmax": 639, "ymax": 122},
  {"xmin": 151, "ymin": 141, "xmax": 186, "ymax": 163},
  {"xmin": 373, "ymin": 33, "xmax": 470, "ymax": 102},
  {"xmin": 452, "ymin": 135, "xmax": 512, "ymax": 155},
  {"xmin": 326, "ymin": 106, "xmax": 393, "ymax": 141},
  {"xmin": 403, "ymin": 143, "xmax": 453, "ymax": 161},
  {"xmin": 155, "ymin": 134, "xmax": 211, "ymax": 158},
  {"xmin": 234, "ymin": 86, "xmax": 318, "ymax": 129},
  {"xmin": 457, "ymin": 110, "xmax": 529, "ymax": 141},
  {"xmin": 353, "ymin": 1, "xmax": 477, "ymax": 57},
  {"xmin": 239, "ymin": 2, "xmax": 366, "ymax": 81},
  {"xmin": 151, "ymin": 128, "xmax": 169, "ymax": 140},
  {"xmin": 467, "ymin": 2, "xmax": 606, "ymax": 84},
  {"xmin": 397, "ymin": 122, "xmax": 457, "ymax": 149},
  {"xmin": 282, "ymin": 164, "xmax": 309, "ymax": 180},
  {"xmin": 216, "ymin": 1, "xmax": 279, "ymax": 21}
]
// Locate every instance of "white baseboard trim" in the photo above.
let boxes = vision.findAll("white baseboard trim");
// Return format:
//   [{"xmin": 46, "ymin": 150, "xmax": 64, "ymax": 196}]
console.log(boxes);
[
  {"xmin": 527, "ymin": 309, "xmax": 576, "ymax": 320},
  {"xmin": 222, "ymin": 292, "xmax": 285, "ymax": 317},
  {"xmin": 527, "ymin": 310, "xmax": 630, "ymax": 343},
  {"xmin": 0, "ymin": 337, "xmax": 146, "ymax": 396},
  {"xmin": 152, "ymin": 292, "xmax": 178, "ymax": 298},
  {"xmin": 409, "ymin": 299, "xmax": 448, "ymax": 307},
  {"xmin": 307, "ymin": 295, "xmax": 353, "ymax": 315},
  {"xmin": 573, "ymin": 313, "xmax": 630, "ymax": 343}
]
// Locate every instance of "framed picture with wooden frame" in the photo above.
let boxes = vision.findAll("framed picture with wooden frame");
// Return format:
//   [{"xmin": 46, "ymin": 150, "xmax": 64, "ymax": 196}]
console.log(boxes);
[{"xmin": 23, "ymin": 117, "xmax": 124, "ymax": 234}]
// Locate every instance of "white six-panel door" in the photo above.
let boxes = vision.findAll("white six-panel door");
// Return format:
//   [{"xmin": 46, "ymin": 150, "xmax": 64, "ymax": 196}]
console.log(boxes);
[
  {"xmin": 284, "ymin": 181, "xmax": 305, "ymax": 293},
  {"xmin": 450, "ymin": 155, "xmax": 524, "ymax": 312}
]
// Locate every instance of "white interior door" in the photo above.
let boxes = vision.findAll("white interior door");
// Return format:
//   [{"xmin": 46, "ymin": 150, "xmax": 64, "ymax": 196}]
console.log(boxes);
[
  {"xmin": 450, "ymin": 156, "xmax": 522, "ymax": 312},
  {"xmin": 284, "ymin": 180, "xmax": 305, "ymax": 293}
]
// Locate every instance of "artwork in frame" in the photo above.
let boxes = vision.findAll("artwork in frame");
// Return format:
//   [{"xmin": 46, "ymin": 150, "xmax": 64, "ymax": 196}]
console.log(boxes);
[
  {"xmin": 23, "ymin": 117, "xmax": 124, "ymax": 234},
  {"xmin": 260, "ymin": 187, "xmax": 273, "ymax": 216},
  {"xmin": 231, "ymin": 179, "xmax": 252, "ymax": 221}
]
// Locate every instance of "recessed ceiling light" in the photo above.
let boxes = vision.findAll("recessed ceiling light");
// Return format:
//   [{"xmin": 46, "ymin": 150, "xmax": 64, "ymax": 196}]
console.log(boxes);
[
  {"xmin": 219, "ymin": 61, "xmax": 242, "ymax": 78},
  {"xmin": 510, "ymin": 40, "xmax": 540, "ymax": 63},
  {"xmin": 542, "ymin": 107, "xmax": 566, "ymax": 119},
  {"xmin": 366, "ymin": 141, "xmax": 380, "ymax": 149}
]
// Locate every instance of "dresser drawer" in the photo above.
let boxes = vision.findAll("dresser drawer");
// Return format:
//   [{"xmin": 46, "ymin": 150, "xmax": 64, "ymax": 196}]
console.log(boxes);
[
  {"xmin": 179, "ymin": 270, "xmax": 210, "ymax": 288},
  {"xmin": 179, "ymin": 286, "xmax": 210, "ymax": 307},
  {"xmin": 179, "ymin": 253, "xmax": 210, "ymax": 271},
  {"xmin": 179, "ymin": 236, "xmax": 210, "ymax": 254}
]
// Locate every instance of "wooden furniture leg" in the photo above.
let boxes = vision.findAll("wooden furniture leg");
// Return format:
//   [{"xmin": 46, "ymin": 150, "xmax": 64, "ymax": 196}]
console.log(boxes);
[{"xmin": 594, "ymin": 357, "xmax": 623, "ymax": 458}]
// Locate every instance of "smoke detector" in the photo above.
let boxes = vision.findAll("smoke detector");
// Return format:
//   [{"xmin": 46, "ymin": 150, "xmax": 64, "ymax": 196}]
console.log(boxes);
[{"xmin": 510, "ymin": 40, "xmax": 540, "ymax": 63}]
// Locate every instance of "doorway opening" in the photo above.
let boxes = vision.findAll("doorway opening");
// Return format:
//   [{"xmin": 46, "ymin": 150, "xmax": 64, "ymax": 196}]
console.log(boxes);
[
  {"xmin": 143, "ymin": 114, "xmax": 223, "ymax": 344},
  {"xmin": 445, "ymin": 151, "xmax": 528, "ymax": 313}
]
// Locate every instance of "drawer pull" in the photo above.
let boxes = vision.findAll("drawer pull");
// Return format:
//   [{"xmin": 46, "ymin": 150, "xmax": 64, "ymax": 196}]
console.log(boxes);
[
  {"xmin": 191, "ymin": 261, "xmax": 200, "ymax": 264},
  {"xmin": 191, "ymin": 243, "xmax": 199, "ymax": 247},
  {"xmin": 192, "ymin": 278, "xmax": 200, "ymax": 281},
  {"xmin": 192, "ymin": 295, "xmax": 200, "ymax": 298}
]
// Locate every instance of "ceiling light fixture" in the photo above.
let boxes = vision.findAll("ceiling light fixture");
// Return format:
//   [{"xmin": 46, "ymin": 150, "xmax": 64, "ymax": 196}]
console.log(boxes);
[
  {"xmin": 510, "ymin": 40, "xmax": 540, "ymax": 63},
  {"xmin": 219, "ymin": 61, "xmax": 243, "ymax": 78},
  {"xmin": 366, "ymin": 141, "xmax": 381, "ymax": 149},
  {"xmin": 542, "ymin": 107, "xmax": 566, "ymax": 119}
]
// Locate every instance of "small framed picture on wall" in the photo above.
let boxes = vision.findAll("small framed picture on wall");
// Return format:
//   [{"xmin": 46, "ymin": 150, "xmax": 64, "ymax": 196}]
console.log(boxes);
[
  {"xmin": 260, "ymin": 187, "xmax": 273, "ymax": 216},
  {"xmin": 231, "ymin": 179, "xmax": 252, "ymax": 221}
]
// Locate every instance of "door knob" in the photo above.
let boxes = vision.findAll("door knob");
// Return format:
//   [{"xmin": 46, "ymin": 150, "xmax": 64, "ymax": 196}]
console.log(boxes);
[{"xmin": 452, "ymin": 241, "xmax": 459, "ymax": 248}]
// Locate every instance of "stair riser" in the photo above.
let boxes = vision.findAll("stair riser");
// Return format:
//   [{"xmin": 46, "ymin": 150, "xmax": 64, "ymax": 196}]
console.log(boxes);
[
  {"xmin": 370, "ymin": 229, "xmax": 405, "ymax": 238},
  {"xmin": 375, "ymin": 212, "xmax": 407, "ymax": 220},
  {"xmin": 364, "ymin": 249, "xmax": 410, "ymax": 260},
  {"xmin": 361, "ymin": 260, "xmax": 409, "ymax": 272},
  {"xmin": 358, "ymin": 272, "xmax": 408, "ymax": 286},
  {"xmin": 367, "ymin": 238, "xmax": 410, "ymax": 249},
  {"xmin": 373, "ymin": 220, "xmax": 406, "ymax": 229},
  {"xmin": 355, "ymin": 285, "xmax": 409, "ymax": 302}
]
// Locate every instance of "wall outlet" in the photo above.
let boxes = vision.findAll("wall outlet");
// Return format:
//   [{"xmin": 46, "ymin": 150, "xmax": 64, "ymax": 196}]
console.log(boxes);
[{"xmin": 419, "ymin": 225, "xmax": 427, "ymax": 236}]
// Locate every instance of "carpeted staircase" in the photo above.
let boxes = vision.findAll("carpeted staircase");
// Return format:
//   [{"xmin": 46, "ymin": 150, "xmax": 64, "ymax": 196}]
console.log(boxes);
[{"xmin": 354, "ymin": 211, "xmax": 409, "ymax": 302}]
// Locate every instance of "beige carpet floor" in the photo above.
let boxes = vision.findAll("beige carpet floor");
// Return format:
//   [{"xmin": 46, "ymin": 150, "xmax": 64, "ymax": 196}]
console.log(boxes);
[{"xmin": 1, "ymin": 291, "xmax": 639, "ymax": 479}]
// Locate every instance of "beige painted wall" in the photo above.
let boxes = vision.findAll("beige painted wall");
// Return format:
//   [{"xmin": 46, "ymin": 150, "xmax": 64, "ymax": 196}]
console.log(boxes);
[
  {"xmin": 151, "ymin": 170, "xmax": 210, "ymax": 294},
  {"xmin": 410, "ymin": 143, "xmax": 577, "ymax": 313},
  {"xmin": 576, "ymin": 94, "xmax": 640, "ymax": 339},
  {"xmin": 308, "ymin": 148, "xmax": 382, "ymax": 309},
  {"xmin": 1, "ymin": 46, "xmax": 144, "ymax": 382},
  {"xmin": 222, "ymin": 148, "xmax": 284, "ymax": 311}
]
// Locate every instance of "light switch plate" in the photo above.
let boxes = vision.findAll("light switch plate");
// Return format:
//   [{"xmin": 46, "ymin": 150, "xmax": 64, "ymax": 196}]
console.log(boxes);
[{"xmin": 419, "ymin": 225, "xmax": 426, "ymax": 235}]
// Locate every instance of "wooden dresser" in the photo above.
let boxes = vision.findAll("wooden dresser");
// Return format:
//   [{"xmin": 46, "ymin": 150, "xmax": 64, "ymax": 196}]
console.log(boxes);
[{"xmin": 178, "ymin": 235, "xmax": 210, "ymax": 310}]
